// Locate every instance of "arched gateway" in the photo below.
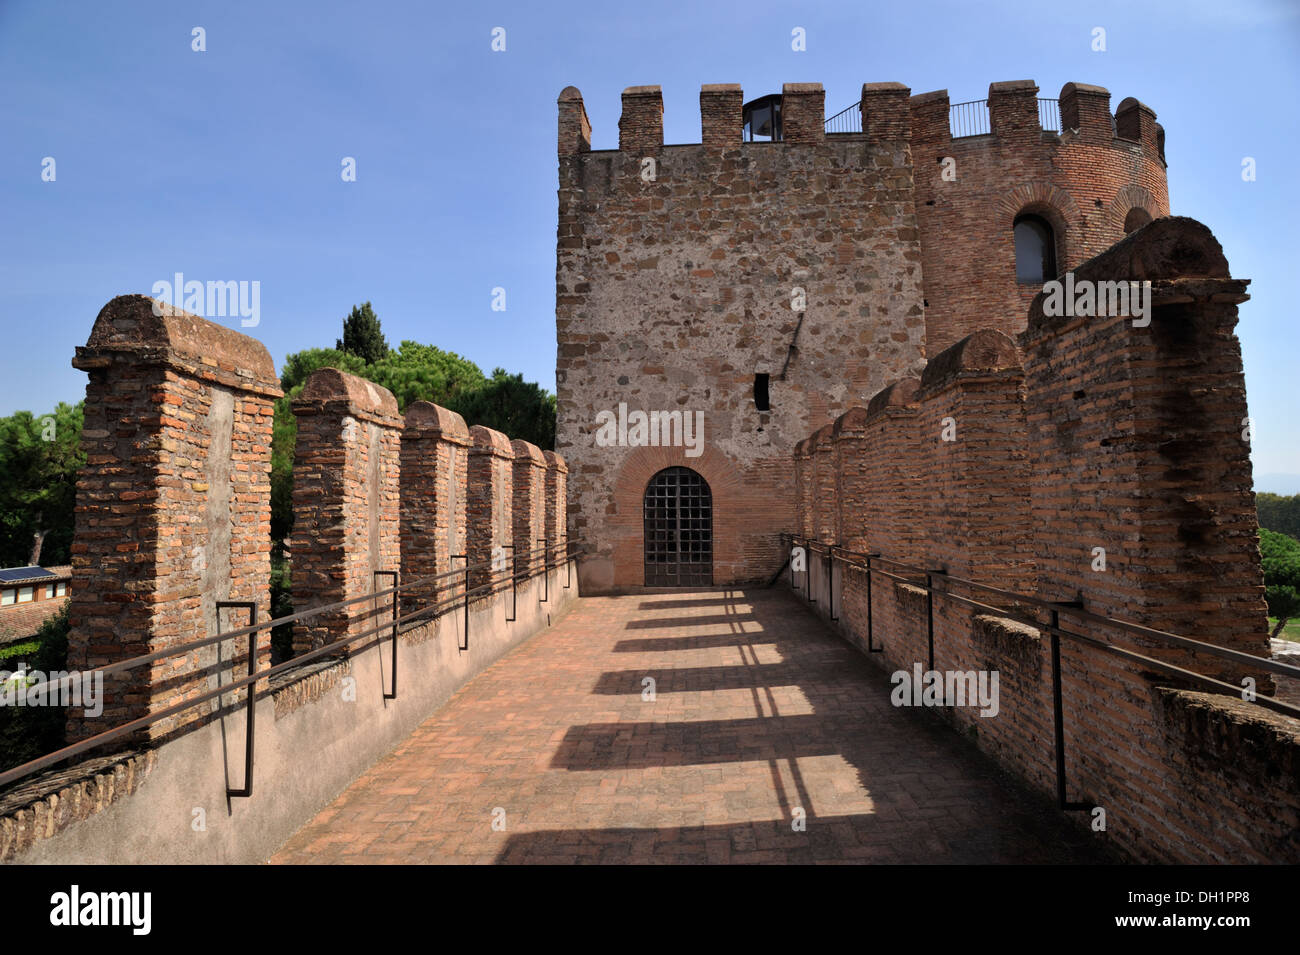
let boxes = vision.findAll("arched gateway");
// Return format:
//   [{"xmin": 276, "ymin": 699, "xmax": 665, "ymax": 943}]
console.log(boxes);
[{"xmin": 643, "ymin": 466, "xmax": 713, "ymax": 587}]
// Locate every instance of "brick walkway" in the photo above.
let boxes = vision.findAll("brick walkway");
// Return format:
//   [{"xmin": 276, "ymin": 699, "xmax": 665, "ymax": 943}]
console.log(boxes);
[{"xmin": 270, "ymin": 589, "xmax": 1110, "ymax": 864}]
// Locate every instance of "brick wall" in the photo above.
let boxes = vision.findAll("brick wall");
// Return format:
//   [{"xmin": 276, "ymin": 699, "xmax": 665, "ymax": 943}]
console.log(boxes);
[
  {"xmin": 511, "ymin": 440, "xmax": 548, "ymax": 576},
  {"xmin": 911, "ymin": 80, "xmax": 1170, "ymax": 355},
  {"xmin": 400, "ymin": 401, "xmax": 470, "ymax": 615},
  {"xmin": 543, "ymin": 451, "xmax": 569, "ymax": 569},
  {"xmin": 556, "ymin": 82, "xmax": 925, "ymax": 592},
  {"xmin": 67, "ymin": 295, "xmax": 280, "ymax": 742},
  {"xmin": 290, "ymin": 368, "xmax": 402, "ymax": 655},
  {"xmin": 788, "ymin": 217, "xmax": 1293, "ymax": 863},
  {"xmin": 466, "ymin": 426, "xmax": 514, "ymax": 593}
]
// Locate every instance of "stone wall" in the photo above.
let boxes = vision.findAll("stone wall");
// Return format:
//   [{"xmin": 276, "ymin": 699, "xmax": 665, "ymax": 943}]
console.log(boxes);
[
  {"xmin": 556, "ymin": 82, "xmax": 926, "ymax": 592},
  {"xmin": 788, "ymin": 218, "xmax": 1295, "ymax": 863}
]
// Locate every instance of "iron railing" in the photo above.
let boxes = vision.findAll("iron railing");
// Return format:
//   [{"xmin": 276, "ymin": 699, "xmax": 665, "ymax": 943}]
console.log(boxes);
[
  {"xmin": 948, "ymin": 99, "xmax": 990, "ymax": 138},
  {"xmin": 0, "ymin": 538, "xmax": 581, "ymax": 795},
  {"xmin": 782, "ymin": 533, "xmax": 1300, "ymax": 811},
  {"xmin": 823, "ymin": 102, "xmax": 861, "ymax": 134},
  {"xmin": 824, "ymin": 95, "xmax": 1064, "ymax": 138},
  {"xmin": 1038, "ymin": 97, "xmax": 1061, "ymax": 132}
]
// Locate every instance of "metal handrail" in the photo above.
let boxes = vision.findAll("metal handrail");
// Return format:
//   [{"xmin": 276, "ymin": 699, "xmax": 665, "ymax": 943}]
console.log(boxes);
[
  {"xmin": 784, "ymin": 532, "xmax": 1300, "ymax": 812},
  {"xmin": 0, "ymin": 538, "xmax": 581, "ymax": 793},
  {"xmin": 783, "ymin": 534, "xmax": 1300, "ymax": 715},
  {"xmin": 824, "ymin": 102, "xmax": 861, "ymax": 134},
  {"xmin": 949, "ymin": 99, "xmax": 989, "ymax": 138}
]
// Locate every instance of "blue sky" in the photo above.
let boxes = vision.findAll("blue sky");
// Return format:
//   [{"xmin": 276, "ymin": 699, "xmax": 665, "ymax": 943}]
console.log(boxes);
[{"xmin": 2, "ymin": 0, "xmax": 1297, "ymax": 486}]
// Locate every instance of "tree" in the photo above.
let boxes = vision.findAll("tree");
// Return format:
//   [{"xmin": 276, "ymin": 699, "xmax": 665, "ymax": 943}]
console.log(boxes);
[
  {"xmin": 335, "ymin": 302, "xmax": 390, "ymax": 364},
  {"xmin": 458, "ymin": 368, "xmax": 557, "ymax": 450},
  {"xmin": 0, "ymin": 403, "xmax": 85, "ymax": 568},
  {"xmin": 1258, "ymin": 493, "xmax": 1300, "ymax": 540},
  {"xmin": 1260, "ymin": 528, "xmax": 1300, "ymax": 638}
]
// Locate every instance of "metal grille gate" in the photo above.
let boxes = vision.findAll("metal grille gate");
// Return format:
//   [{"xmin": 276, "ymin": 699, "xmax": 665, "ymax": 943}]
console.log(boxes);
[{"xmin": 643, "ymin": 466, "xmax": 713, "ymax": 587}]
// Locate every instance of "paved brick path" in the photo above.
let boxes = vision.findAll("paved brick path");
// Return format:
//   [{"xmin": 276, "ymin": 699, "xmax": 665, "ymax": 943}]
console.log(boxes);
[{"xmin": 271, "ymin": 589, "xmax": 1110, "ymax": 864}]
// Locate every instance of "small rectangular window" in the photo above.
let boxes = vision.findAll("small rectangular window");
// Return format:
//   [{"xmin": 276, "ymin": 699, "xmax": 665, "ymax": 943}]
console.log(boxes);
[
  {"xmin": 754, "ymin": 373, "xmax": 770, "ymax": 412},
  {"xmin": 0, "ymin": 590, "xmax": 13, "ymax": 606},
  {"xmin": 17, "ymin": 587, "xmax": 33, "ymax": 603},
  {"xmin": 56, "ymin": 582, "xmax": 66, "ymax": 597}
]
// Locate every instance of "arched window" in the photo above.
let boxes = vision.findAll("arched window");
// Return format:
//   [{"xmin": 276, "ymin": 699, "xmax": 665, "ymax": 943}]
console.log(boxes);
[
  {"xmin": 1123, "ymin": 207, "xmax": 1153, "ymax": 234},
  {"xmin": 1013, "ymin": 214, "xmax": 1057, "ymax": 284}
]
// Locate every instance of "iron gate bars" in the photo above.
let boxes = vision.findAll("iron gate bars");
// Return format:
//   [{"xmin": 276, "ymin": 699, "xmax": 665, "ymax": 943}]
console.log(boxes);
[
  {"xmin": 216, "ymin": 600, "xmax": 257, "ymax": 799},
  {"xmin": 643, "ymin": 466, "xmax": 713, "ymax": 587}
]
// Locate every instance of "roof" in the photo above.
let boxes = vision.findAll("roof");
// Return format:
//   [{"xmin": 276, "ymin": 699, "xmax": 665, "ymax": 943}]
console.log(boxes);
[
  {"xmin": 0, "ymin": 565, "xmax": 71, "ymax": 585},
  {"xmin": 0, "ymin": 597, "xmax": 69, "ymax": 647}
]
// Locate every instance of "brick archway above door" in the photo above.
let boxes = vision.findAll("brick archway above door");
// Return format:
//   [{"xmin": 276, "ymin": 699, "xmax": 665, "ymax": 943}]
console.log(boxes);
[{"xmin": 607, "ymin": 445, "xmax": 748, "ymax": 589}]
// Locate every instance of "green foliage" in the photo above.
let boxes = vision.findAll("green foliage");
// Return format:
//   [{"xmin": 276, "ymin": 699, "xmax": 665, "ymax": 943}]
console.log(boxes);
[
  {"xmin": 335, "ymin": 302, "xmax": 390, "ymax": 364},
  {"xmin": 459, "ymin": 368, "xmax": 557, "ymax": 451},
  {"xmin": 0, "ymin": 640, "xmax": 40, "ymax": 664},
  {"xmin": 0, "ymin": 402, "xmax": 85, "ymax": 567},
  {"xmin": 0, "ymin": 601, "xmax": 70, "ymax": 772},
  {"xmin": 1257, "ymin": 493, "xmax": 1300, "ymax": 541},
  {"xmin": 1260, "ymin": 528, "xmax": 1300, "ymax": 638}
]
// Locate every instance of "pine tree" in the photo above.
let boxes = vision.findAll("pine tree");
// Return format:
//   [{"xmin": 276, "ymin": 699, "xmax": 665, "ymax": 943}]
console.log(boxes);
[{"xmin": 335, "ymin": 302, "xmax": 390, "ymax": 364}]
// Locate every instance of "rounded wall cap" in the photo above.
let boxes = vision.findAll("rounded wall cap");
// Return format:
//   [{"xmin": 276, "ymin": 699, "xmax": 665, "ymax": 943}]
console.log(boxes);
[
  {"xmin": 299, "ymin": 367, "xmax": 400, "ymax": 418},
  {"xmin": 921, "ymin": 329, "xmax": 1022, "ymax": 390},
  {"xmin": 511, "ymin": 439, "xmax": 546, "ymax": 466},
  {"xmin": 866, "ymin": 378, "xmax": 921, "ymax": 418},
  {"xmin": 1060, "ymin": 81, "xmax": 1109, "ymax": 98},
  {"xmin": 543, "ymin": 450, "xmax": 569, "ymax": 473},
  {"xmin": 469, "ymin": 424, "xmax": 513, "ymax": 456},
  {"xmin": 1116, "ymin": 96, "xmax": 1156, "ymax": 116},
  {"xmin": 405, "ymin": 400, "xmax": 469, "ymax": 442},
  {"xmin": 831, "ymin": 406, "xmax": 870, "ymax": 439},
  {"xmin": 83, "ymin": 294, "xmax": 278, "ymax": 386},
  {"xmin": 558, "ymin": 86, "xmax": 583, "ymax": 102}
]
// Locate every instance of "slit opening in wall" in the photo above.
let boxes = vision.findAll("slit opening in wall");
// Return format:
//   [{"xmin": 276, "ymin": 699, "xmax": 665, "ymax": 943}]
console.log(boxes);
[{"xmin": 753, "ymin": 373, "xmax": 770, "ymax": 412}]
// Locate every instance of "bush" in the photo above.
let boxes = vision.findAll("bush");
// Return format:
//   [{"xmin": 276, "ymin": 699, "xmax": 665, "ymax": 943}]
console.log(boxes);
[{"xmin": 0, "ymin": 602, "xmax": 70, "ymax": 773}]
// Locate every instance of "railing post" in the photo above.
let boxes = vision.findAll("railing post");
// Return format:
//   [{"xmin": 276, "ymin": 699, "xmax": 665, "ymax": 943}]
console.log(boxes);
[
  {"xmin": 501, "ymin": 544, "xmax": 516, "ymax": 623},
  {"xmin": 373, "ymin": 570, "xmax": 399, "ymax": 700},
  {"xmin": 538, "ymin": 536, "xmax": 549, "ymax": 603},
  {"xmin": 866, "ymin": 553, "xmax": 882, "ymax": 653},
  {"xmin": 1049, "ymin": 600, "xmax": 1090, "ymax": 811},
  {"xmin": 451, "ymin": 553, "xmax": 469, "ymax": 651},
  {"xmin": 217, "ymin": 600, "xmax": 258, "ymax": 799}
]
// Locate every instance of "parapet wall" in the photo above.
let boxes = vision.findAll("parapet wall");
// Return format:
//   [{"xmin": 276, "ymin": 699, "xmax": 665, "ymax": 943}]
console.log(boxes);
[
  {"xmin": 3, "ymin": 310, "xmax": 574, "ymax": 863},
  {"xmin": 790, "ymin": 217, "xmax": 1294, "ymax": 863}
]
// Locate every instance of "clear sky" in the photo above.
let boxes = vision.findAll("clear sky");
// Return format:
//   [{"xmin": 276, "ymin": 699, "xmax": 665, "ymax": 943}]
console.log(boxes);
[{"xmin": 2, "ymin": 0, "xmax": 1297, "ymax": 485}]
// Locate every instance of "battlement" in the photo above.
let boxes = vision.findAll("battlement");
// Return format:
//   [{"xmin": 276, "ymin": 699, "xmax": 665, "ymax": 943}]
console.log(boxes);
[{"xmin": 557, "ymin": 79, "xmax": 1164, "ymax": 165}]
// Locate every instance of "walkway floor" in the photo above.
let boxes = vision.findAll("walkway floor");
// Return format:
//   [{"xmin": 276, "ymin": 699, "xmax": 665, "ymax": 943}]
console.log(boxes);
[{"xmin": 270, "ymin": 589, "xmax": 1110, "ymax": 864}]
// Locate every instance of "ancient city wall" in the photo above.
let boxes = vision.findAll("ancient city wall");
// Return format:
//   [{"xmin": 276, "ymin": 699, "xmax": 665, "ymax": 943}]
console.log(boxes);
[
  {"xmin": 911, "ymin": 81, "xmax": 1171, "ymax": 354},
  {"xmin": 791, "ymin": 218, "xmax": 1298, "ymax": 863},
  {"xmin": 556, "ymin": 82, "xmax": 927, "ymax": 591},
  {"xmin": 1, "ymin": 305, "xmax": 575, "ymax": 863}
]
